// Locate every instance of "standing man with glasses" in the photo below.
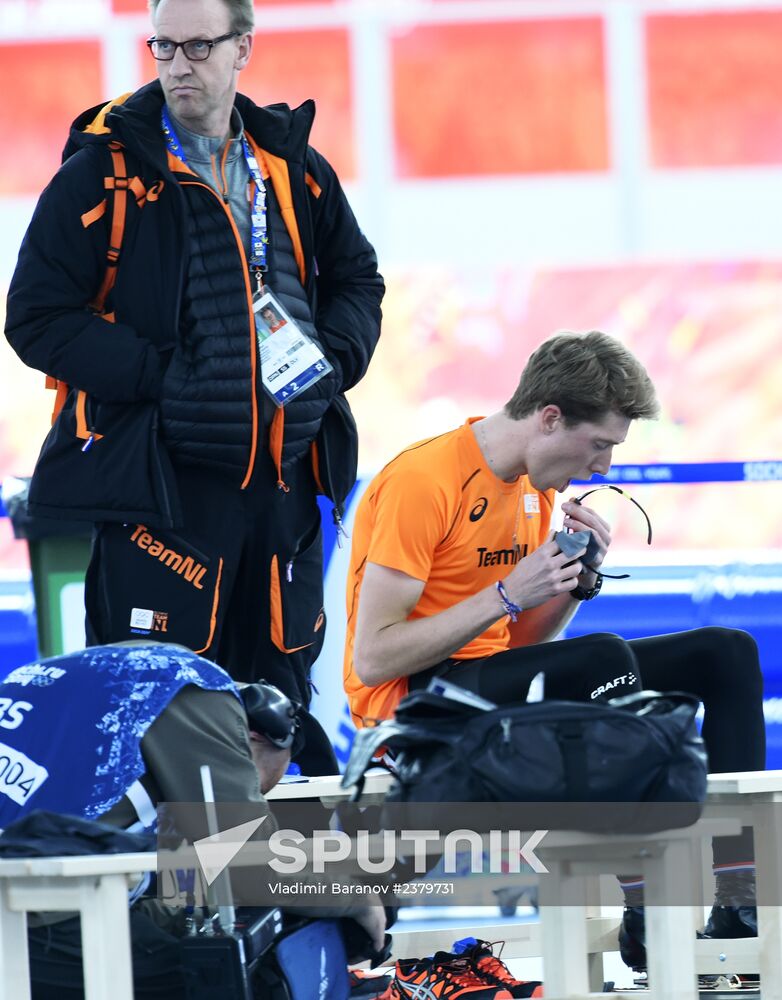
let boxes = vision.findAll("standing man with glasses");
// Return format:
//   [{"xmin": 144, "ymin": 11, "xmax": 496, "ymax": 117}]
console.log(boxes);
[
  {"xmin": 5, "ymin": 0, "xmax": 384, "ymax": 774},
  {"xmin": 343, "ymin": 330, "xmax": 765, "ymax": 963}
]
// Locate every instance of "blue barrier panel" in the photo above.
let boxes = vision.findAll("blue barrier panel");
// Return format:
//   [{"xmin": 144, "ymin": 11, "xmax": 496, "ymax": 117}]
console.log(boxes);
[
  {"xmin": 573, "ymin": 460, "xmax": 782, "ymax": 485},
  {"xmin": 0, "ymin": 581, "xmax": 38, "ymax": 678}
]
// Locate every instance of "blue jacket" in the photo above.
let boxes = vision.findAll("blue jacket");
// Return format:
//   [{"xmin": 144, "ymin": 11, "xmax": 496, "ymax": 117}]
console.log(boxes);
[{"xmin": 0, "ymin": 644, "xmax": 238, "ymax": 829}]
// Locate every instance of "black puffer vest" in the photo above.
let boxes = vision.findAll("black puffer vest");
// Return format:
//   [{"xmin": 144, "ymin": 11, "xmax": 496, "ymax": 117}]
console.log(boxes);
[
  {"xmin": 160, "ymin": 179, "xmax": 255, "ymax": 478},
  {"xmin": 160, "ymin": 157, "xmax": 338, "ymax": 482}
]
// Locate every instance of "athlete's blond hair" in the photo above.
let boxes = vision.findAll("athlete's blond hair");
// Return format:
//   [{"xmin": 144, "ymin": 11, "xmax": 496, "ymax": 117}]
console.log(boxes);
[{"xmin": 506, "ymin": 330, "xmax": 659, "ymax": 425}]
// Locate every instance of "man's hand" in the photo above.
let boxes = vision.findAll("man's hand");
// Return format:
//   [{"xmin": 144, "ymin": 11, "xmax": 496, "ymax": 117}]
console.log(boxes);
[
  {"xmin": 561, "ymin": 499, "xmax": 612, "ymax": 579},
  {"xmin": 502, "ymin": 532, "xmax": 586, "ymax": 608},
  {"xmin": 351, "ymin": 895, "xmax": 387, "ymax": 953}
]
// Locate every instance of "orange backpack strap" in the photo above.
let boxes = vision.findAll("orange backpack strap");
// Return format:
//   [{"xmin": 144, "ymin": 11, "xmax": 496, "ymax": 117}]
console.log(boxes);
[
  {"xmin": 46, "ymin": 141, "xmax": 142, "ymax": 424},
  {"xmin": 89, "ymin": 141, "xmax": 131, "ymax": 315},
  {"xmin": 45, "ymin": 376, "xmax": 70, "ymax": 426}
]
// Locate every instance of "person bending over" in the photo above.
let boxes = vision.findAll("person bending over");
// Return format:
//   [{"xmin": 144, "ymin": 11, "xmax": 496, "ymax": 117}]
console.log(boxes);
[{"xmin": 0, "ymin": 642, "xmax": 385, "ymax": 998}]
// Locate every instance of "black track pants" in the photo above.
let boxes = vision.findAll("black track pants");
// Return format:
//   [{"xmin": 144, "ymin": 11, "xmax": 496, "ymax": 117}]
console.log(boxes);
[
  {"xmin": 629, "ymin": 627, "xmax": 765, "ymax": 776},
  {"xmin": 84, "ymin": 457, "xmax": 337, "ymax": 773},
  {"xmin": 28, "ymin": 909, "xmax": 185, "ymax": 1000},
  {"xmin": 85, "ymin": 459, "xmax": 323, "ymax": 702}
]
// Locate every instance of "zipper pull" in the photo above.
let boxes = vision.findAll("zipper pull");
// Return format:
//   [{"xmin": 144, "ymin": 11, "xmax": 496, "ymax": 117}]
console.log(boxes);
[
  {"xmin": 285, "ymin": 560, "xmax": 293, "ymax": 583},
  {"xmin": 81, "ymin": 435, "xmax": 95, "ymax": 453},
  {"xmin": 500, "ymin": 718, "xmax": 512, "ymax": 745},
  {"xmin": 332, "ymin": 505, "xmax": 348, "ymax": 548}
]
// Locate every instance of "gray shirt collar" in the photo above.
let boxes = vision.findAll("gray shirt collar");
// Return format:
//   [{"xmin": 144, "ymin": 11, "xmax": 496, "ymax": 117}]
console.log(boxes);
[{"xmin": 168, "ymin": 107, "xmax": 246, "ymax": 164}]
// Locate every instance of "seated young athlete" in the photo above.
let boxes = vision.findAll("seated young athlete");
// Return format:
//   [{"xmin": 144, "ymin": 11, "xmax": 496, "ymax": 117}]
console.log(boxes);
[{"xmin": 343, "ymin": 330, "xmax": 765, "ymax": 967}]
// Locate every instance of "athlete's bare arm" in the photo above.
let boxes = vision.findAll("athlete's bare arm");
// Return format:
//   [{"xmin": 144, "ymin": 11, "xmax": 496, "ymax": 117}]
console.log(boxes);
[
  {"xmin": 353, "ymin": 535, "xmax": 587, "ymax": 687},
  {"xmin": 505, "ymin": 596, "xmax": 580, "ymax": 647}
]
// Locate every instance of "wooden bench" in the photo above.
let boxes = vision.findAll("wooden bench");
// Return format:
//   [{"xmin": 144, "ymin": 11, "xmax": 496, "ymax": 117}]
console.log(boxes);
[
  {"xmin": 0, "ymin": 777, "xmax": 388, "ymax": 999},
  {"xmin": 3, "ymin": 769, "xmax": 779, "ymax": 999},
  {"xmin": 692, "ymin": 769, "xmax": 782, "ymax": 1000},
  {"xmin": 524, "ymin": 769, "xmax": 782, "ymax": 998},
  {"xmin": 268, "ymin": 773, "xmax": 745, "ymax": 998},
  {"xmin": 533, "ymin": 817, "xmax": 739, "ymax": 1000},
  {"xmin": 0, "ymin": 851, "xmax": 154, "ymax": 1000}
]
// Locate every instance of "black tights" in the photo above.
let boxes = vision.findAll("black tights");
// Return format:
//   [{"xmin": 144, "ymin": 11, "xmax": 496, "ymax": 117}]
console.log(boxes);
[
  {"xmin": 411, "ymin": 631, "xmax": 643, "ymax": 705},
  {"xmin": 411, "ymin": 627, "xmax": 765, "ymax": 865},
  {"xmin": 630, "ymin": 628, "xmax": 764, "ymax": 775}
]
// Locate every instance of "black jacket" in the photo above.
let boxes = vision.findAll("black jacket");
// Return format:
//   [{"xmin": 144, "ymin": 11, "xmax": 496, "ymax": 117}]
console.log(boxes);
[{"xmin": 5, "ymin": 81, "xmax": 383, "ymax": 527}]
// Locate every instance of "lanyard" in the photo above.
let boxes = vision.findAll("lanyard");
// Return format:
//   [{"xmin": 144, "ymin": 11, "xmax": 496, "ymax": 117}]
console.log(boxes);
[{"xmin": 161, "ymin": 106, "xmax": 269, "ymax": 288}]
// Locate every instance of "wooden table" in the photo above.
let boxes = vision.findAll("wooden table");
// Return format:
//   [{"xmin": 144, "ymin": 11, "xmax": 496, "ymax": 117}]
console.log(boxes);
[{"xmin": 266, "ymin": 770, "xmax": 393, "ymax": 805}]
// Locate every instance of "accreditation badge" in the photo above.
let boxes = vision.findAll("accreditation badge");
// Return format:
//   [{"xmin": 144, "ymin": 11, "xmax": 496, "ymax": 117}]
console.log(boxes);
[{"xmin": 253, "ymin": 289, "xmax": 332, "ymax": 406}]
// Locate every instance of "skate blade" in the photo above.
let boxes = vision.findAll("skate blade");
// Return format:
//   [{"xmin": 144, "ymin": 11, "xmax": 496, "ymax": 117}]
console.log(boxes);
[
  {"xmin": 611, "ymin": 972, "xmax": 760, "ymax": 996},
  {"xmin": 699, "ymin": 973, "xmax": 760, "ymax": 994}
]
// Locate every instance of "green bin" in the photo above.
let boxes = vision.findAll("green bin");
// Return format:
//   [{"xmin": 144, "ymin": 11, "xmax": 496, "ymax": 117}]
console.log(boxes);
[{"xmin": 4, "ymin": 477, "xmax": 92, "ymax": 658}]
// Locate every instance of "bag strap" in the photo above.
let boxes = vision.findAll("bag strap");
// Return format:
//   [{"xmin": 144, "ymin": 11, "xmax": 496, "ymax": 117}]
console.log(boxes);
[
  {"xmin": 342, "ymin": 693, "xmax": 501, "ymax": 797},
  {"xmin": 341, "ymin": 718, "xmax": 456, "ymax": 799},
  {"xmin": 45, "ymin": 140, "xmax": 144, "ymax": 425},
  {"xmin": 608, "ymin": 688, "xmax": 700, "ymax": 715},
  {"xmin": 340, "ymin": 723, "xmax": 403, "ymax": 798}
]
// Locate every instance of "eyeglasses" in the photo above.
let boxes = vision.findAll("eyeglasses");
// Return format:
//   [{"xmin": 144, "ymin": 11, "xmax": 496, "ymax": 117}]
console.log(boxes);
[
  {"xmin": 572, "ymin": 484, "xmax": 652, "ymax": 581},
  {"xmin": 146, "ymin": 32, "xmax": 239, "ymax": 61}
]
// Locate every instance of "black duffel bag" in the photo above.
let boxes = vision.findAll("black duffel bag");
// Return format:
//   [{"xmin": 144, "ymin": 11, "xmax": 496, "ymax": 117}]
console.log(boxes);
[{"xmin": 341, "ymin": 689, "xmax": 708, "ymax": 833}]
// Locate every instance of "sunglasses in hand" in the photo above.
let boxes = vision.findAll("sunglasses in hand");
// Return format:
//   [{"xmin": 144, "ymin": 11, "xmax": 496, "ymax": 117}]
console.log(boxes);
[{"xmin": 559, "ymin": 484, "xmax": 652, "ymax": 581}]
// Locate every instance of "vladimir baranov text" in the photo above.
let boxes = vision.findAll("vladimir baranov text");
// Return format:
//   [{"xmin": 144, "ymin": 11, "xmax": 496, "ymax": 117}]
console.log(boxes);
[{"xmin": 266, "ymin": 881, "xmax": 454, "ymax": 896}]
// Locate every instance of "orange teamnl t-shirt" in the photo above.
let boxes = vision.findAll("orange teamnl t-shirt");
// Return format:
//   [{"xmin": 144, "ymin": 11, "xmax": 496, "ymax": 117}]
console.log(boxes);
[{"xmin": 343, "ymin": 418, "xmax": 554, "ymax": 727}]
